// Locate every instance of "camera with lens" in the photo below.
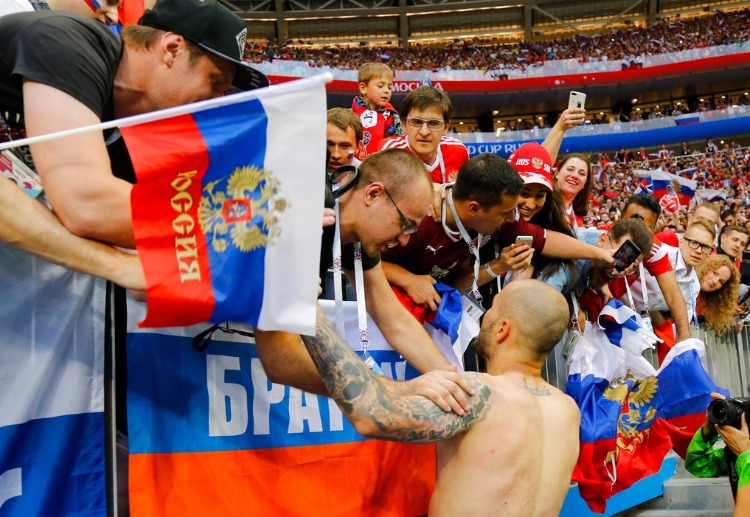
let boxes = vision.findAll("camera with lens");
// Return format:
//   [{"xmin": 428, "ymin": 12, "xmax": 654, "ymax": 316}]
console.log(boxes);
[{"xmin": 707, "ymin": 397, "xmax": 750, "ymax": 429}]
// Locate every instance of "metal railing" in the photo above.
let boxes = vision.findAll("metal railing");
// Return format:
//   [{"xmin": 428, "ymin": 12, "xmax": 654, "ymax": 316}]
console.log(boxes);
[{"xmin": 542, "ymin": 323, "xmax": 750, "ymax": 398}]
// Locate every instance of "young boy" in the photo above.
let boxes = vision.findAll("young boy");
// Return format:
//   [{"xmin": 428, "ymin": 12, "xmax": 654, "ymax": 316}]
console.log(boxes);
[{"xmin": 351, "ymin": 62, "xmax": 404, "ymax": 160}]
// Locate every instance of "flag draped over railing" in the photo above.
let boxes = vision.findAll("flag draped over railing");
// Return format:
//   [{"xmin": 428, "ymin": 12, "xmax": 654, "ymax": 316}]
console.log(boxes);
[
  {"xmin": 567, "ymin": 301, "xmax": 726, "ymax": 513},
  {"xmin": 0, "ymin": 250, "xmax": 107, "ymax": 516},
  {"xmin": 122, "ymin": 76, "xmax": 330, "ymax": 333},
  {"xmin": 126, "ymin": 298, "xmax": 435, "ymax": 516}
]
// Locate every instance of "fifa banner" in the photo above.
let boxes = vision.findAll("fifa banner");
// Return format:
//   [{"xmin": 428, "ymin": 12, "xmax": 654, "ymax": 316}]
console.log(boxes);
[
  {"xmin": 464, "ymin": 113, "xmax": 750, "ymax": 157},
  {"xmin": 121, "ymin": 75, "xmax": 329, "ymax": 333},
  {"xmin": 0, "ymin": 243, "xmax": 106, "ymax": 516},
  {"xmin": 126, "ymin": 298, "xmax": 436, "ymax": 516},
  {"xmin": 567, "ymin": 301, "xmax": 726, "ymax": 513}
]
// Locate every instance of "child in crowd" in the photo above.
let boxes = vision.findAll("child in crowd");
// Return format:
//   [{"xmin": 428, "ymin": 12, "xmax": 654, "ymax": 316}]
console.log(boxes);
[{"xmin": 351, "ymin": 62, "xmax": 404, "ymax": 160}]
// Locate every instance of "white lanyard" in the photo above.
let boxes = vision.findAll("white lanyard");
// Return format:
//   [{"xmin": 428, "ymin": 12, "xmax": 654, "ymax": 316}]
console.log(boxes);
[
  {"xmin": 447, "ymin": 190, "xmax": 484, "ymax": 301},
  {"xmin": 639, "ymin": 263, "xmax": 650, "ymax": 311},
  {"xmin": 352, "ymin": 243, "xmax": 371, "ymax": 356},
  {"xmin": 570, "ymin": 293, "xmax": 581, "ymax": 332},
  {"xmin": 624, "ymin": 276, "xmax": 636, "ymax": 311},
  {"xmin": 437, "ymin": 144, "xmax": 447, "ymax": 184},
  {"xmin": 331, "ymin": 204, "xmax": 372, "ymax": 358},
  {"xmin": 494, "ymin": 241, "xmax": 502, "ymax": 292},
  {"xmin": 331, "ymin": 200, "xmax": 345, "ymax": 337}
]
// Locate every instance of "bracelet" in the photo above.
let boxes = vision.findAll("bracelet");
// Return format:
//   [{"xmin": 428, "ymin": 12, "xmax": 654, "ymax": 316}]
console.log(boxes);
[{"xmin": 484, "ymin": 262, "xmax": 498, "ymax": 279}]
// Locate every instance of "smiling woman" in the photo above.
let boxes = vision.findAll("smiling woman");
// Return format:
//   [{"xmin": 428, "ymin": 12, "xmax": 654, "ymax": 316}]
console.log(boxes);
[
  {"xmin": 554, "ymin": 153, "xmax": 592, "ymax": 229},
  {"xmin": 696, "ymin": 254, "xmax": 740, "ymax": 335}
]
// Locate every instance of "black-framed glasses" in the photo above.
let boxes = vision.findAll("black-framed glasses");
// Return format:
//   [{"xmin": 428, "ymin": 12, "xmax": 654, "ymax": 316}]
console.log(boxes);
[
  {"xmin": 406, "ymin": 117, "xmax": 445, "ymax": 130},
  {"xmin": 370, "ymin": 180, "xmax": 418, "ymax": 235},
  {"xmin": 684, "ymin": 237, "xmax": 713, "ymax": 255}
]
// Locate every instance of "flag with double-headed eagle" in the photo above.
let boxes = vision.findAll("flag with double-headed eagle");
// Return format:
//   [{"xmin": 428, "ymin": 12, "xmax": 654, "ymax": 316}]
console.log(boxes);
[
  {"xmin": 122, "ymin": 77, "xmax": 328, "ymax": 333},
  {"xmin": 566, "ymin": 300, "xmax": 726, "ymax": 513}
]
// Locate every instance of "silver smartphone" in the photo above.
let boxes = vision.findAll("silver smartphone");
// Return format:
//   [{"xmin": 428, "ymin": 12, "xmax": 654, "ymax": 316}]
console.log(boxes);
[
  {"xmin": 515, "ymin": 235, "xmax": 533, "ymax": 247},
  {"xmin": 569, "ymin": 91, "xmax": 586, "ymax": 110}
]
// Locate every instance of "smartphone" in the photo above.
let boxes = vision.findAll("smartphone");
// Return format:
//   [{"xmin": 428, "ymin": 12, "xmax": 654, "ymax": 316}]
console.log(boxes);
[
  {"xmin": 515, "ymin": 235, "xmax": 533, "ymax": 247},
  {"xmin": 569, "ymin": 91, "xmax": 586, "ymax": 110},
  {"xmin": 612, "ymin": 239, "xmax": 642, "ymax": 272}
]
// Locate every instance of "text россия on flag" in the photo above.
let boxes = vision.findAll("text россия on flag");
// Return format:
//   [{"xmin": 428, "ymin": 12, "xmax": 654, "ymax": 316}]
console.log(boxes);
[{"xmin": 122, "ymin": 77, "xmax": 328, "ymax": 334}]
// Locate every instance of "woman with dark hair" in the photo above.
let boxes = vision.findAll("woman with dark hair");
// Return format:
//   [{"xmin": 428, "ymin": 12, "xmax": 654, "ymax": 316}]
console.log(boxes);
[
  {"xmin": 554, "ymin": 153, "xmax": 593, "ymax": 229},
  {"xmin": 516, "ymin": 159, "xmax": 579, "ymax": 293},
  {"xmin": 696, "ymin": 254, "xmax": 740, "ymax": 335}
]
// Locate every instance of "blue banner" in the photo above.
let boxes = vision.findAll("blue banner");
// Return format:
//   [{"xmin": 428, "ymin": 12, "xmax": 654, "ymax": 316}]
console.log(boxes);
[{"xmin": 466, "ymin": 115, "xmax": 750, "ymax": 157}]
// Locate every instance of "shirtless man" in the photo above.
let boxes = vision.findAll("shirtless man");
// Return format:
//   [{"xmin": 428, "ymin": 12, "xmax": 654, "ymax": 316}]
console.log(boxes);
[{"xmin": 301, "ymin": 279, "xmax": 581, "ymax": 516}]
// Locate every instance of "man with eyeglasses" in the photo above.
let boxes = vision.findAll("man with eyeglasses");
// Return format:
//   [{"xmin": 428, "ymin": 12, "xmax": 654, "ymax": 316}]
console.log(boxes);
[
  {"xmin": 378, "ymin": 86, "xmax": 469, "ymax": 185},
  {"xmin": 633, "ymin": 221, "xmax": 716, "ymax": 359},
  {"xmin": 657, "ymin": 202, "xmax": 720, "ymax": 248},
  {"xmin": 254, "ymin": 149, "xmax": 473, "ymax": 411}
]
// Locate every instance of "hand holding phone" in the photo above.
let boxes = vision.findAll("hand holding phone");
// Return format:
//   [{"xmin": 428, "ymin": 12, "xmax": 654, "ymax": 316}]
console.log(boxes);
[
  {"xmin": 515, "ymin": 235, "xmax": 533, "ymax": 247},
  {"xmin": 569, "ymin": 91, "xmax": 586, "ymax": 110},
  {"xmin": 612, "ymin": 239, "xmax": 641, "ymax": 272}
]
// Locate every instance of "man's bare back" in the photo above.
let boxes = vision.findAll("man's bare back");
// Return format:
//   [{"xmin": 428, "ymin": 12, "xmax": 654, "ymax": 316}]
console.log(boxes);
[
  {"xmin": 431, "ymin": 371, "xmax": 580, "ymax": 516},
  {"xmin": 300, "ymin": 279, "xmax": 580, "ymax": 515}
]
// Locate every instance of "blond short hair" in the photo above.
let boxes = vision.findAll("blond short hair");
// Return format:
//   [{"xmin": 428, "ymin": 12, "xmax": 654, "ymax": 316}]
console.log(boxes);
[{"xmin": 358, "ymin": 62, "xmax": 394, "ymax": 84}]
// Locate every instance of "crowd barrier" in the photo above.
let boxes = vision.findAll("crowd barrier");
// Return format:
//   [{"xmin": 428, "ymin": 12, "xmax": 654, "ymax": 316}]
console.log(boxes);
[{"xmin": 542, "ymin": 322, "xmax": 750, "ymax": 399}]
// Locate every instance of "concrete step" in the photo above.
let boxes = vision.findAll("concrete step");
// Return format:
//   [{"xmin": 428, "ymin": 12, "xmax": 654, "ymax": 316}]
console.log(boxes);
[{"xmin": 616, "ymin": 477, "xmax": 735, "ymax": 516}]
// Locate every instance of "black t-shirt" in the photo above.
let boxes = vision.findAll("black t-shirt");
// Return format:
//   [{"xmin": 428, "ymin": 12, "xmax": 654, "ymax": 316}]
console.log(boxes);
[{"xmin": 0, "ymin": 12, "xmax": 135, "ymax": 181}]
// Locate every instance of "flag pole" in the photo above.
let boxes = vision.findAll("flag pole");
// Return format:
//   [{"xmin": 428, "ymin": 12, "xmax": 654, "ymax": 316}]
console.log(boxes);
[{"xmin": 0, "ymin": 73, "xmax": 333, "ymax": 152}]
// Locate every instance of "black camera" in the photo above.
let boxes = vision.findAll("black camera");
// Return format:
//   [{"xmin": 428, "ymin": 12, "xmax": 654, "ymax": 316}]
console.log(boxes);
[{"xmin": 707, "ymin": 397, "xmax": 750, "ymax": 429}]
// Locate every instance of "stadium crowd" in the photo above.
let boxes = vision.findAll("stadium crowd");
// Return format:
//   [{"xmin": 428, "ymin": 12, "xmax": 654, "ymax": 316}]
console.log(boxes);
[
  {"xmin": 583, "ymin": 141, "xmax": 750, "ymax": 232},
  {"xmin": 245, "ymin": 8, "xmax": 750, "ymax": 74},
  {"xmin": 2, "ymin": 0, "xmax": 750, "ymax": 514}
]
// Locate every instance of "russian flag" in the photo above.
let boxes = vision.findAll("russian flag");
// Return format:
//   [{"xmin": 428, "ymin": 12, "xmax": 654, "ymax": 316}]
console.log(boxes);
[
  {"xmin": 674, "ymin": 114, "xmax": 701, "ymax": 126},
  {"xmin": 0, "ymin": 249, "xmax": 107, "ymax": 516},
  {"xmin": 126, "ymin": 298, "xmax": 435, "ymax": 516},
  {"xmin": 391, "ymin": 283, "xmax": 479, "ymax": 368},
  {"xmin": 122, "ymin": 77, "xmax": 328, "ymax": 333},
  {"xmin": 651, "ymin": 168, "xmax": 697, "ymax": 205},
  {"xmin": 567, "ymin": 301, "xmax": 727, "ymax": 513}
]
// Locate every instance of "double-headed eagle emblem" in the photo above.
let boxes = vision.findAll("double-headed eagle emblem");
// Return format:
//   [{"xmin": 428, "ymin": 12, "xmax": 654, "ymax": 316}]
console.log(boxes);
[
  {"xmin": 603, "ymin": 374, "xmax": 659, "ymax": 459},
  {"xmin": 198, "ymin": 166, "xmax": 288, "ymax": 253}
]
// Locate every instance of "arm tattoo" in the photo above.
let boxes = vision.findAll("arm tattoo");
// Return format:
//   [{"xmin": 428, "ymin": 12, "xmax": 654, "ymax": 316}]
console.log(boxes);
[{"xmin": 301, "ymin": 305, "xmax": 490, "ymax": 443}]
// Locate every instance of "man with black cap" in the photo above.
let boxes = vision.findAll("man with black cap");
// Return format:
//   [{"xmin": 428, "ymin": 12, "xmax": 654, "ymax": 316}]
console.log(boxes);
[
  {"xmin": 0, "ymin": 8, "xmax": 266, "ymax": 507},
  {"xmin": 0, "ymin": 0, "xmax": 268, "ymax": 247}
]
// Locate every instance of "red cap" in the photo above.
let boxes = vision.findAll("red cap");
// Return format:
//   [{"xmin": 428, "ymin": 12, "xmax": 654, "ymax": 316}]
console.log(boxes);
[{"xmin": 508, "ymin": 142, "xmax": 553, "ymax": 191}]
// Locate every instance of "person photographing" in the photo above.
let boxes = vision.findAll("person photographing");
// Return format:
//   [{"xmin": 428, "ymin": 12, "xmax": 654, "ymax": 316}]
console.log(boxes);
[{"xmin": 686, "ymin": 392, "xmax": 750, "ymax": 515}]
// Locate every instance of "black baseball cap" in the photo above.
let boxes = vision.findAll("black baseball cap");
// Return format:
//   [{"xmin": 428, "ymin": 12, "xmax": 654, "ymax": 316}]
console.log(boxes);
[{"xmin": 139, "ymin": 0, "xmax": 269, "ymax": 91}]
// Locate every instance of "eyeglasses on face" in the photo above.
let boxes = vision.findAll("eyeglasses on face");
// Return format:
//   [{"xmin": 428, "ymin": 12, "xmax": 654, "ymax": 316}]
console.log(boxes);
[
  {"xmin": 369, "ymin": 180, "xmax": 418, "ymax": 235},
  {"xmin": 683, "ymin": 237, "xmax": 713, "ymax": 255},
  {"xmin": 406, "ymin": 117, "xmax": 445, "ymax": 130}
]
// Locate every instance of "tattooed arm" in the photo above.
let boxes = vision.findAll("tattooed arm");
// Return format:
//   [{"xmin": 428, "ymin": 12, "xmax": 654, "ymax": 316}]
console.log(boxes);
[{"xmin": 301, "ymin": 304, "xmax": 491, "ymax": 443}]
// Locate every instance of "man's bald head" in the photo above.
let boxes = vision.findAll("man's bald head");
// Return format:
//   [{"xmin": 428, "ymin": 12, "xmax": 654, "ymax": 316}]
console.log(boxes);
[{"xmin": 475, "ymin": 280, "xmax": 569, "ymax": 360}]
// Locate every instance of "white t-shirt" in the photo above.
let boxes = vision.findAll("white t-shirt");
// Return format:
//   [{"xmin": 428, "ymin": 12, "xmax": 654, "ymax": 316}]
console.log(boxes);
[
  {"xmin": 0, "ymin": 0, "xmax": 36, "ymax": 16},
  {"xmin": 618, "ymin": 243, "xmax": 700, "ymax": 323}
]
